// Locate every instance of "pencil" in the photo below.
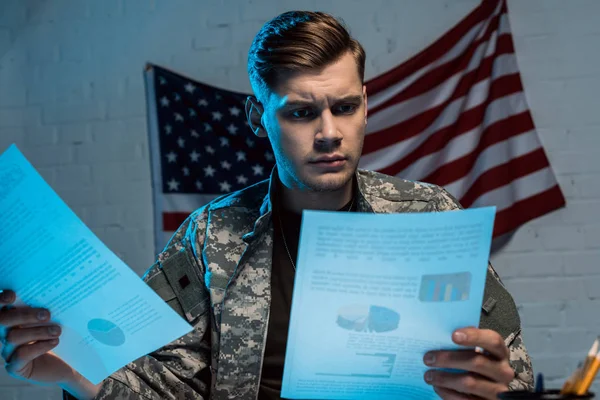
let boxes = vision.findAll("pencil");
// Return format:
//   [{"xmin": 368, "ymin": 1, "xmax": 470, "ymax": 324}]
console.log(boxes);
[
  {"xmin": 571, "ymin": 337, "xmax": 600, "ymax": 394},
  {"xmin": 575, "ymin": 350, "xmax": 600, "ymax": 395},
  {"xmin": 561, "ymin": 337, "xmax": 600, "ymax": 394},
  {"xmin": 582, "ymin": 337, "xmax": 600, "ymax": 377},
  {"xmin": 561, "ymin": 363, "xmax": 582, "ymax": 394}
]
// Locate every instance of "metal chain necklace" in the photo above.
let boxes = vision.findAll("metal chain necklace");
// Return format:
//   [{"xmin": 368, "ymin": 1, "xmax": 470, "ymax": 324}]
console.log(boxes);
[{"xmin": 277, "ymin": 197, "xmax": 354, "ymax": 271}]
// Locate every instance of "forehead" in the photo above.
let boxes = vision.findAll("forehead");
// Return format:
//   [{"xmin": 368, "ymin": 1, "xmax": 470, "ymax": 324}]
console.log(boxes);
[{"xmin": 269, "ymin": 52, "xmax": 363, "ymax": 106}]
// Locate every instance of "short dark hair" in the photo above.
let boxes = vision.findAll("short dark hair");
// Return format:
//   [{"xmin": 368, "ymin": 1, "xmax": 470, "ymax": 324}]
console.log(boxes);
[{"xmin": 247, "ymin": 11, "xmax": 366, "ymax": 101}]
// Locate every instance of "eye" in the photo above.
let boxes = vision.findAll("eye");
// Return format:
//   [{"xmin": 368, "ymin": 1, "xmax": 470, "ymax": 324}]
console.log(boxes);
[
  {"xmin": 289, "ymin": 109, "xmax": 314, "ymax": 119},
  {"xmin": 336, "ymin": 104, "xmax": 358, "ymax": 114}
]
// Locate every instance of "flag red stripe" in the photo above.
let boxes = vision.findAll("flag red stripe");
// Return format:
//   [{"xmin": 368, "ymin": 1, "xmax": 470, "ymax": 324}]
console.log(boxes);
[
  {"xmin": 493, "ymin": 185, "xmax": 566, "ymax": 236},
  {"xmin": 458, "ymin": 148, "xmax": 551, "ymax": 208},
  {"xmin": 163, "ymin": 212, "xmax": 190, "ymax": 232},
  {"xmin": 421, "ymin": 111, "xmax": 535, "ymax": 185},
  {"xmin": 363, "ymin": 46, "xmax": 519, "ymax": 156},
  {"xmin": 369, "ymin": 16, "xmax": 508, "ymax": 115},
  {"xmin": 373, "ymin": 74, "xmax": 524, "ymax": 176},
  {"xmin": 367, "ymin": 1, "xmax": 500, "ymax": 95}
]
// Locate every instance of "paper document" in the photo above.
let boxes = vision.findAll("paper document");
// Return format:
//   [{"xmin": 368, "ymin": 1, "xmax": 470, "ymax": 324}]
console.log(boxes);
[
  {"xmin": 281, "ymin": 206, "xmax": 495, "ymax": 399},
  {"xmin": 0, "ymin": 144, "xmax": 193, "ymax": 384}
]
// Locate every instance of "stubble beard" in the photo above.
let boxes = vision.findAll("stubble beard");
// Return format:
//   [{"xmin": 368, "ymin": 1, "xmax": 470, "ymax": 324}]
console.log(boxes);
[{"xmin": 300, "ymin": 160, "xmax": 357, "ymax": 193}]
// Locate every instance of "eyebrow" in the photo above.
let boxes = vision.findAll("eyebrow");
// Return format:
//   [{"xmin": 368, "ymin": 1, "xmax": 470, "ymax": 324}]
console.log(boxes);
[{"xmin": 281, "ymin": 94, "xmax": 363, "ymax": 109}]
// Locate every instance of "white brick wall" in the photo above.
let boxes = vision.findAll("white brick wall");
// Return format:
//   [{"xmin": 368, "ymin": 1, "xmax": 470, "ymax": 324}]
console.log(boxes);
[{"xmin": 0, "ymin": 0, "xmax": 598, "ymax": 398}]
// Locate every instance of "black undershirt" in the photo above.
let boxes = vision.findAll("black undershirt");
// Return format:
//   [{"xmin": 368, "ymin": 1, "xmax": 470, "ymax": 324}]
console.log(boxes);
[{"xmin": 258, "ymin": 197, "xmax": 355, "ymax": 399}]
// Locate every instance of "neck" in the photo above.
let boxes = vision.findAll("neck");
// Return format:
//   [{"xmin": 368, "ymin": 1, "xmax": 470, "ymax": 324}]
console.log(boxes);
[{"xmin": 277, "ymin": 178, "xmax": 354, "ymax": 214}]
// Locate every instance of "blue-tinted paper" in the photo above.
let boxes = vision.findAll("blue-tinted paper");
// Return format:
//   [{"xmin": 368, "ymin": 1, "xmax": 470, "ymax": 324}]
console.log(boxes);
[
  {"xmin": 0, "ymin": 144, "xmax": 193, "ymax": 384},
  {"xmin": 281, "ymin": 206, "xmax": 496, "ymax": 399}
]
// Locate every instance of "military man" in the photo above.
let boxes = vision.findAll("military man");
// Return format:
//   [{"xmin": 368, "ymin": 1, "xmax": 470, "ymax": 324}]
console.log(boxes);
[{"xmin": 0, "ymin": 10, "xmax": 533, "ymax": 400}]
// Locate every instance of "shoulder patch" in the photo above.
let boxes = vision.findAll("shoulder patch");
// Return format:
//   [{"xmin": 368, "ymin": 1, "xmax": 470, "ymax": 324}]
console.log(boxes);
[
  {"xmin": 160, "ymin": 246, "xmax": 209, "ymax": 322},
  {"xmin": 479, "ymin": 268, "xmax": 520, "ymax": 339}
]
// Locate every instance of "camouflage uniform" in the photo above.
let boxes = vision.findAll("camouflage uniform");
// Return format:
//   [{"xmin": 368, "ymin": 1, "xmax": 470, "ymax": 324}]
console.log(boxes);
[{"xmin": 81, "ymin": 169, "xmax": 533, "ymax": 400}]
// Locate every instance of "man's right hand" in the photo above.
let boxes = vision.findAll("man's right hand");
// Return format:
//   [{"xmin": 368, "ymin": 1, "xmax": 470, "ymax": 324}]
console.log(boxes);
[{"xmin": 0, "ymin": 289, "xmax": 102, "ymax": 399}]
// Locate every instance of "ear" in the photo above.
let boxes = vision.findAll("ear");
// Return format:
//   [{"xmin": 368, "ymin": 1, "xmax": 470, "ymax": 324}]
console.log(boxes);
[
  {"xmin": 362, "ymin": 85, "xmax": 368, "ymax": 124},
  {"xmin": 245, "ymin": 96, "xmax": 268, "ymax": 138}
]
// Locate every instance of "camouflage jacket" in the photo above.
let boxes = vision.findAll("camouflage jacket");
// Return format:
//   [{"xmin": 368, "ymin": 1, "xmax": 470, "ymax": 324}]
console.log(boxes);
[{"xmin": 86, "ymin": 169, "xmax": 533, "ymax": 400}]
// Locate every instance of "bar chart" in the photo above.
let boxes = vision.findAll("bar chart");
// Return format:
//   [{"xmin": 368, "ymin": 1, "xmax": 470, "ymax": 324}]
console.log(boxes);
[{"xmin": 418, "ymin": 272, "xmax": 471, "ymax": 302}]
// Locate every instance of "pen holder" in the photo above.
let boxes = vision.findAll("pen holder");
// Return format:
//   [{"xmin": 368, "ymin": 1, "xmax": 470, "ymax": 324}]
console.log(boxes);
[{"xmin": 497, "ymin": 390, "xmax": 594, "ymax": 399}]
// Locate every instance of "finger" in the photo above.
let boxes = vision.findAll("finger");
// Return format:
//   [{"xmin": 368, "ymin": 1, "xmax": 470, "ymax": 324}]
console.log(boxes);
[
  {"xmin": 452, "ymin": 328, "xmax": 509, "ymax": 360},
  {"xmin": 5, "ymin": 339, "xmax": 59, "ymax": 373},
  {"xmin": 5, "ymin": 325, "xmax": 61, "ymax": 348},
  {"xmin": 425, "ymin": 369, "xmax": 508, "ymax": 400},
  {"xmin": 0, "ymin": 290, "xmax": 15, "ymax": 305},
  {"xmin": 424, "ymin": 350, "xmax": 515, "ymax": 383},
  {"xmin": 0, "ymin": 307, "xmax": 50, "ymax": 328},
  {"xmin": 1, "ymin": 340, "xmax": 15, "ymax": 362},
  {"xmin": 433, "ymin": 386, "xmax": 478, "ymax": 400}
]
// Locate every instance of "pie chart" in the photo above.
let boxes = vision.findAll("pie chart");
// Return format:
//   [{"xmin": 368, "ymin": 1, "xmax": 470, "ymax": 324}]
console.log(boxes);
[
  {"xmin": 87, "ymin": 318, "xmax": 126, "ymax": 347},
  {"xmin": 336, "ymin": 304, "xmax": 400, "ymax": 333}
]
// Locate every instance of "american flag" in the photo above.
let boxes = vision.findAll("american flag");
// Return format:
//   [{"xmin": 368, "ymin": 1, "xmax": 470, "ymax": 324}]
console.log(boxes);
[
  {"xmin": 144, "ymin": 0, "xmax": 565, "ymax": 252},
  {"xmin": 144, "ymin": 66, "xmax": 275, "ymax": 249},
  {"xmin": 360, "ymin": 0, "xmax": 565, "ymax": 238}
]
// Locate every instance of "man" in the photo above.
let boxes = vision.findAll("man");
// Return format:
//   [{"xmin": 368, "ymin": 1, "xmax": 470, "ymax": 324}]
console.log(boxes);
[{"xmin": 0, "ymin": 11, "xmax": 533, "ymax": 400}]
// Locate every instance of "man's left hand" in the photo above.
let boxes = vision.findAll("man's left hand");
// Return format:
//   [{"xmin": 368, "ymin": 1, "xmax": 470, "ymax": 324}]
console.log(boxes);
[{"xmin": 423, "ymin": 327, "xmax": 515, "ymax": 399}]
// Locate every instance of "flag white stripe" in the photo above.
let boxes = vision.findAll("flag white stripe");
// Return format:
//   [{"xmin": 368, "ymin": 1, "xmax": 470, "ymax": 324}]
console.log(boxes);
[
  {"xmin": 366, "ymin": 51, "xmax": 518, "ymax": 134},
  {"xmin": 438, "ymin": 130, "xmax": 543, "ymax": 198},
  {"xmin": 367, "ymin": 8, "xmax": 508, "ymax": 110},
  {"xmin": 367, "ymin": 21, "xmax": 483, "ymax": 109},
  {"xmin": 470, "ymin": 167, "xmax": 558, "ymax": 211},
  {"xmin": 360, "ymin": 90, "xmax": 529, "ymax": 171},
  {"xmin": 401, "ymin": 127, "xmax": 540, "ymax": 186}
]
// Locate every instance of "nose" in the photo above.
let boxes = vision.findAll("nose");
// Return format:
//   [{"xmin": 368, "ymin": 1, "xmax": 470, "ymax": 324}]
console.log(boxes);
[{"xmin": 315, "ymin": 110, "xmax": 342, "ymax": 146}]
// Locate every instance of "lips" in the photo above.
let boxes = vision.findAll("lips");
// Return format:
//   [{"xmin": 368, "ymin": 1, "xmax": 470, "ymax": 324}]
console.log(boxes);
[
  {"xmin": 310, "ymin": 154, "xmax": 347, "ymax": 163},
  {"xmin": 309, "ymin": 155, "xmax": 348, "ymax": 169}
]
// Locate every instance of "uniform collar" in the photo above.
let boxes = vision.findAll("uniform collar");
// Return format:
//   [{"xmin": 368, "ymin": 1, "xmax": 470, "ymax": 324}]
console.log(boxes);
[{"xmin": 243, "ymin": 167, "xmax": 375, "ymax": 244}]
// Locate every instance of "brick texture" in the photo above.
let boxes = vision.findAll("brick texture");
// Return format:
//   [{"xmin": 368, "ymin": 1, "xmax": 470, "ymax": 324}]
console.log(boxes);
[{"xmin": 1, "ymin": 0, "xmax": 599, "ymax": 397}]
